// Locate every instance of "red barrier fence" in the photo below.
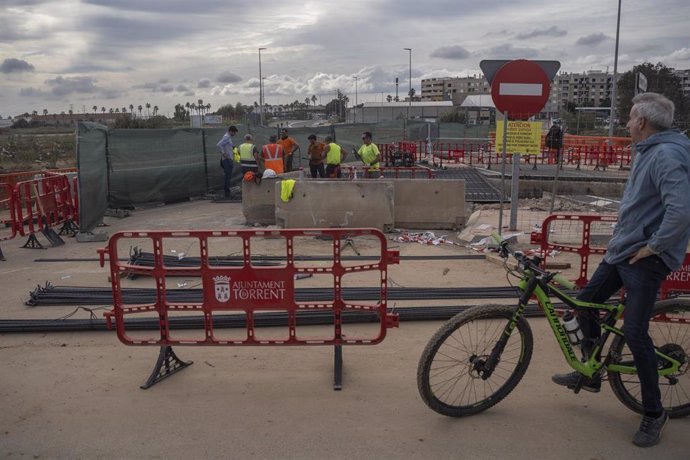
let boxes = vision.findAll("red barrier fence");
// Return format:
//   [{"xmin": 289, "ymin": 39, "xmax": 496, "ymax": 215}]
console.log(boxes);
[
  {"xmin": 537, "ymin": 213, "xmax": 690, "ymax": 298},
  {"xmin": 383, "ymin": 135, "xmax": 633, "ymax": 171},
  {"xmin": 0, "ymin": 183, "xmax": 18, "ymax": 260},
  {"xmin": 99, "ymin": 228, "xmax": 400, "ymax": 389},
  {"xmin": 14, "ymin": 174, "xmax": 78, "ymax": 248}
]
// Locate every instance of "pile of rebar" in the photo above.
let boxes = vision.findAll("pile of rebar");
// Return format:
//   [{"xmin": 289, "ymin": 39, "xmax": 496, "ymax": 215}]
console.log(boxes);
[{"xmin": 26, "ymin": 283, "xmax": 523, "ymax": 307}]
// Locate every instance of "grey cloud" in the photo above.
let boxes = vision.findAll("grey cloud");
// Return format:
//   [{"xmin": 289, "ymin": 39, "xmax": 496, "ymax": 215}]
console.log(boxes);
[
  {"xmin": 484, "ymin": 44, "xmax": 539, "ymax": 59},
  {"xmin": 160, "ymin": 85, "xmax": 175, "ymax": 93},
  {"xmin": 576, "ymin": 33, "xmax": 611, "ymax": 46},
  {"xmin": 430, "ymin": 46, "xmax": 472, "ymax": 60},
  {"xmin": 45, "ymin": 76, "xmax": 98, "ymax": 96},
  {"xmin": 198, "ymin": 79, "xmax": 211, "ymax": 88},
  {"xmin": 83, "ymin": 0, "xmax": 233, "ymax": 14},
  {"xmin": 19, "ymin": 87, "xmax": 48, "ymax": 97},
  {"xmin": 1, "ymin": 58, "xmax": 35, "ymax": 73},
  {"xmin": 177, "ymin": 84, "xmax": 191, "ymax": 92},
  {"xmin": 516, "ymin": 26, "xmax": 567, "ymax": 40},
  {"xmin": 184, "ymin": 91, "xmax": 195, "ymax": 97},
  {"xmin": 217, "ymin": 72, "xmax": 242, "ymax": 84}
]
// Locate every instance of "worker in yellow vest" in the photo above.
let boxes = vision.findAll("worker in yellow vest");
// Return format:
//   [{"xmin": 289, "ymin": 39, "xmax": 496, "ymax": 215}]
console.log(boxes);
[
  {"xmin": 238, "ymin": 134, "xmax": 261, "ymax": 174},
  {"xmin": 323, "ymin": 135, "xmax": 347, "ymax": 178},
  {"xmin": 261, "ymin": 135, "xmax": 285, "ymax": 174},
  {"xmin": 357, "ymin": 131, "xmax": 382, "ymax": 178}
]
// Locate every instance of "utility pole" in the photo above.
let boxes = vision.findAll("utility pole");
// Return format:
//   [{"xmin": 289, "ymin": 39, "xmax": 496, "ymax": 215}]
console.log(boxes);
[
  {"xmin": 259, "ymin": 47, "xmax": 267, "ymax": 126},
  {"xmin": 608, "ymin": 0, "xmax": 621, "ymax": 138},
  {"xmin": 404, "ymin": 48, "xmax": 412, "ymax": 119}
]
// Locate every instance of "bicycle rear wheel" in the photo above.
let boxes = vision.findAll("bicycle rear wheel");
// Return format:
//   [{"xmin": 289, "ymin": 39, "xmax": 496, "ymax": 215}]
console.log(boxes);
[
  {"xmin": 417, "ymin": 304, "xmax": 533, "ymax": 417},
  {"xmin": 608, "ymin": 299, "xmax": 690, "ymax": 418}
]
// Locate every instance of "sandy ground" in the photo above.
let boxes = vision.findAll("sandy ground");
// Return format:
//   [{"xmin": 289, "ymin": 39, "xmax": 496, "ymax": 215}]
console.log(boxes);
[{"xmin": 1, "ymin": 200, "xmax": 688, "ymax": 459}]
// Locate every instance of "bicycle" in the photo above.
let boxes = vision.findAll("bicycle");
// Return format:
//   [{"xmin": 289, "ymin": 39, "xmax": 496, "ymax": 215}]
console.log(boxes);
[{"xmin": 417, "ymin": 233, "xmax": 690, "ymax": 418}]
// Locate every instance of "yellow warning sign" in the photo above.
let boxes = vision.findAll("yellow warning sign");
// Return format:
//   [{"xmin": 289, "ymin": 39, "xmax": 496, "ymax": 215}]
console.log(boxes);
[{"xmin": 495, "ymin": 121, "xmax": 542, "ymax": 155}]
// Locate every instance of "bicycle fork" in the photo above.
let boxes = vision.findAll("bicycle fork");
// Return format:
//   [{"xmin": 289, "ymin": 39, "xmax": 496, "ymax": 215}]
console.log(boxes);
[{"xmin": 480, "ymin": 277, "xmax": 537, "ymax": 380}]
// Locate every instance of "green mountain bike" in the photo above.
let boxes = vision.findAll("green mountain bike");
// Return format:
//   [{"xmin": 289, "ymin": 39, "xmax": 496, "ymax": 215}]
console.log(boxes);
[{"xmin": 417, "ymin": 233, "xmax": 690, "ymax": 418}]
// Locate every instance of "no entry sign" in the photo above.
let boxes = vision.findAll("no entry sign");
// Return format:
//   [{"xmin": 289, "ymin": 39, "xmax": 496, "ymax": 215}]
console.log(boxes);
[{"xmin": 481, "ymin": 59, "xmax": 560, "ymax": 120}]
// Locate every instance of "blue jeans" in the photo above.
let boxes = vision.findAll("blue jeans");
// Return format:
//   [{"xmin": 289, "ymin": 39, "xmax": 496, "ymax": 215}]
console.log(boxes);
[
  {"xmin": 576, "ymin": 256, "xmax": 671, "ymax": 413},
  {"xmin": 222, "ymin": 158, "xmax": 234, "ymax": 197}
]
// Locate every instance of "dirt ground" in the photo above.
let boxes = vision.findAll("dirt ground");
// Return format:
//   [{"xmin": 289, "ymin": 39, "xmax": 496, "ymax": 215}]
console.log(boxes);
[{"xmin": 1, "ymin": 200, "xmax": 688, "ymax": 459}]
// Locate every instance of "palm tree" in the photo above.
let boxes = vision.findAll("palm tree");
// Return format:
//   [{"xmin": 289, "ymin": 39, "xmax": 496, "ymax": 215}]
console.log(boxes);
[
  {"xmin": 129, "ymin": 104, "xmax": 134, "ymax": 114},
  {"xmin": 153, "ymin": 105, "xmax": 159, "ymax": 116},
  {"xmin": 43, "ymin": 109, "xmax": 48, "ymax": 116},
  {"xmin": 311, "ymin": 95, "xmax": 317, "ymax": 107},
  {"xmin": 92, "ymin": 105, "xmax": 98, "ymax": 114},
  {"xmin": 32, "ymin": 110, "xmax": 38, "ymax": 116},
  {"xmin": 101, "ymin": 107, "xmax": 106, "ymax": 113},
  {"xmin": 109, "ymin": 108, "xmax": 114, "ymax": 114},
  {"xmin": 122, "ymin": 107, "xmax": 127, "ymax": 113},
  {"xmin": 137, "ymin": 105, "xmax": 143, "ymax": 117},
  {"xmin": 386, "ymin": 95, "xmax": 393, "ymax": 103},
  {"xmin": 115, "ymin": 108, "xmax": 120, "ymax": 113},
  {"xmin": 145, "ymin": 102, "xmax": 151, "ymax": 117}
]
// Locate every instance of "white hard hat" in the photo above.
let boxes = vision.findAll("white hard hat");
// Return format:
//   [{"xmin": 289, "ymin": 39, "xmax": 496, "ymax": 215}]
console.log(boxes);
[{"xmin": 262, "ymin": 168, "xmax": 277, "ymax": 179}]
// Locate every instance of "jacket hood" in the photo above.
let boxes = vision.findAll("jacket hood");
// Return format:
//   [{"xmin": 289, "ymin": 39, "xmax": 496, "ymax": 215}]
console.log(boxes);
[{"xmin": 636, "ymin": 129, "xmax": 690, "ymax": 153}]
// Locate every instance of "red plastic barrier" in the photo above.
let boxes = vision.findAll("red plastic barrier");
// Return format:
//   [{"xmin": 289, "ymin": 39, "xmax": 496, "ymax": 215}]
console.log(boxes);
[
  {"xmin": 14, "ymin": 175, "xmax": 77, "ymax": 241},
  {"xmin": 99, "ymin": 228, "xmax": 400, "ymax": 347},
  {"xmin": 539, "ymin": 213, "xmax": 690, "ymax": 298},
  {"xmin": 660, "ymin": 254, "xmax": 690, "ymax": 299},
  {"xmin": 1, "ymin": 183, "xmax": 17, "ymax": 242}
]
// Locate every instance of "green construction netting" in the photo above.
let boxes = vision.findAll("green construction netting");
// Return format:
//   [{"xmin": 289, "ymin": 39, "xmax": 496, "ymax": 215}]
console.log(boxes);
[{"xmin": 76, "ymin": 121, "xmax": 482, "ymax": 232}]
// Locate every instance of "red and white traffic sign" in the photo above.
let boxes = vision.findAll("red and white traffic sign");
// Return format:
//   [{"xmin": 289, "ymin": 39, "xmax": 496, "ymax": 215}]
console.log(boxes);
[{"xmin": 485, "ymin": 59, "xmax": 554, "ymax": 120}]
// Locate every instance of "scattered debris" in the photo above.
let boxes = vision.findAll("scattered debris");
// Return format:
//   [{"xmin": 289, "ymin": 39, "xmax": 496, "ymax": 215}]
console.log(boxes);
[{"xmin": 392, "ymin": 231, "xmax": 455, "ymax": 246}]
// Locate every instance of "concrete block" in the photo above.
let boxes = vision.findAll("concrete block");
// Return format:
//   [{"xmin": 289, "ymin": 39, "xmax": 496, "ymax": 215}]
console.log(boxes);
[
  {"xmin": 275, "ymin": 180, "xmax": 395, "ymax": 231},
  {"xmin": 242, "ymin": 179, "xmax": 277, "ymax": 225},
  {"xmin": 393, "ymin": 179, "xmax": 465, "ymax": 230}
]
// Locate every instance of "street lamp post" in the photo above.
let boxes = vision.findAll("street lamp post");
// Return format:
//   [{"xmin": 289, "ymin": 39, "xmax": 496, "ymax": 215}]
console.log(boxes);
[
  {"xmin": 404, "ymin": 48, "xmax": 412, "ymax": 119},
  {"xmin": 608, "ymin": 0, "xmax": 621, "ymax": 138},
  {"xmin": 353, "ymin": 76, "xmax": 358, "ymax": 124},
  {"xmin": 259, "ymin": 47, "xmax": 267, "ymax": 126}
]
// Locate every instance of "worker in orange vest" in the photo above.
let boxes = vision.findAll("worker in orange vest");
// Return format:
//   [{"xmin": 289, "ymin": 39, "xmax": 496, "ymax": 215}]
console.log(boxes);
[{"xmin": 261, "ymin": 135, "xmax": 285, "ymax": 174}]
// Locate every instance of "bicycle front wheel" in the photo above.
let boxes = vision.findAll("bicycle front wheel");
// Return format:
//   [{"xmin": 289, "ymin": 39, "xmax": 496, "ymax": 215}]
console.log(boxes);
[
  {"xmin": 608, "ymin": 299, "xmax": 690, "ymax": 418},
  {"xmin": 417, "ymin": 304, "xmax": 533, "ymax": 417}
]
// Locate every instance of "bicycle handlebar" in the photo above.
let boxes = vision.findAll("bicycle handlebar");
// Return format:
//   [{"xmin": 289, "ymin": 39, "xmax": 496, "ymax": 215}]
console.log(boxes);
[{"xmin": 490, "ymin": 232, "xmax": 577, "ymax": 290}]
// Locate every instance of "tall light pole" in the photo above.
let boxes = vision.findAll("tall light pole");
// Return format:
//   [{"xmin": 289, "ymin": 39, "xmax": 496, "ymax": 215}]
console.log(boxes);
[
  {"xmin": 259, "ymin": 47, "xmax": 266, "ymax": 126},
  {"xmin": 353, "ymin": 76, "xmax": 358, "ymax": 124},
  {"xmin": 608, "ymin": 0, "xmax": 621, "ymax": 138},
  {"xmin": 404, "ymin": 48, "xmax": 412, "ymax": 119}
]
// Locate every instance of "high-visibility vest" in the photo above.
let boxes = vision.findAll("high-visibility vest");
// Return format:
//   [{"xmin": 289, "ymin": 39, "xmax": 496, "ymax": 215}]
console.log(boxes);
[
  {"xmin": 326, "ymin": 143, "xmax": 343, "ymax": 165},
  {"xmin": 358, "ymin": 143, "xmax": 380, "ymax": 170},
  {"xmin": 262, "ymin": 144, "xmax": 284, "ymax": 174},
  {"xmin": 239, "ymin": 143, "xmax": 256, "ymax": 162}
]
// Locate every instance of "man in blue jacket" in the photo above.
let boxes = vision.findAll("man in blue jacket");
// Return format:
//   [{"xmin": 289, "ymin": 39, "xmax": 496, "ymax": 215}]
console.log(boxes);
[{"xmin": 552, "ymin": 92, "xmax": 690, "ymax": 447}]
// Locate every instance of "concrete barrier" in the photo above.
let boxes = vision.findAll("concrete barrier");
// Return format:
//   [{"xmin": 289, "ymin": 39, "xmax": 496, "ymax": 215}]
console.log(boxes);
[
  {"xmin": 242, "ymin": 179, "xmax": 277, "ymax": 225},
  {"xmin": 275, "ymin": 180, "xmax": 395, "ymax": 231},
  {"xmin": 245, "ymin": 178, "xmax": 468, "ymax": 231},
  {"xmin": 393, "ymin": 179, "xmax": 465, "ymax": 230}
]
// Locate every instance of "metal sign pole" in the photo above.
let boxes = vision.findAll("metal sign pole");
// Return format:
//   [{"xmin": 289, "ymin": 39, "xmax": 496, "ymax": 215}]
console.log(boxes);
[
  {"xmin": 509, "ymin": 143, "xmax": 520, "ymax": 231},
  {"xmin": 498, "ymin": 112, "xmax": 508, "ymax": 234}
]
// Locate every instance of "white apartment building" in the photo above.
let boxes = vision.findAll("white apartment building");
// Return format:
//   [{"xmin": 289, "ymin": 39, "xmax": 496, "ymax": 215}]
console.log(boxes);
[
  {"xmin": 420, "ymin": 75, "xmax": 491, "ymax": 105},
  {"xmin": 674, "ymin": 69, "xmax": 690, "ymax": 98}
]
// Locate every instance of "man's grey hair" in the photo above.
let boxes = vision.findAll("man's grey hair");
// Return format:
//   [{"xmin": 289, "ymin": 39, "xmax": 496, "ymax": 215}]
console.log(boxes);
[
  {"xmin": 632, "ymin": 92, "xmax": 674, "ymax": 130},
  {"xmin": 244, "ymin": 134, "xmax": 253, "ymax": 141}
]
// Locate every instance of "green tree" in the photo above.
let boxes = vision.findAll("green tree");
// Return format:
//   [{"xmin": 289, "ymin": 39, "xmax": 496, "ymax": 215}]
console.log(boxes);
[{"xmin": 616, "ymin": 62, "xmax": 688, "ymax": 125}]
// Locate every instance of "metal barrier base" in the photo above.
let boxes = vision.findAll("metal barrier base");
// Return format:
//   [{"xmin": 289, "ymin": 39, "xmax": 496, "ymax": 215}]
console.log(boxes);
[
  {"xmin": 334, "ymin": 345, "xmax": 343, "ymax": 391},
  {"xmin": 21, "ymin": 234, "xmax": 47, "ymax": 250},
  {"xmin": 140, "ymin": 346, "xmax": 193, "ymax": 390},
  {"xmin": 59, "ymin": 219, "xmax": 79, "ymax": 236},
  {"xmin": 0, "ymin": 245, "xmax": 4, "ymax": 261}
]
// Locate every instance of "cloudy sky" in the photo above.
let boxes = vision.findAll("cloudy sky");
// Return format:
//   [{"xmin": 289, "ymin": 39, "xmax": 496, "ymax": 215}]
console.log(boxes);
[{"xmin": 1, "ymin": 0, "xmax": 689, "ymax": 118}]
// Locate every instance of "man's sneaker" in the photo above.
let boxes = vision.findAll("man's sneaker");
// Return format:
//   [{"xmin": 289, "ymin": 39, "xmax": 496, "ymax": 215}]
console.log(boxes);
[
  {"xmin": 633, "ymin": 410, "xmax": 668, "ymax": 447},
  {"xmin": 551, "ymin": 371, "xmax": 601, "ymax": 393}
]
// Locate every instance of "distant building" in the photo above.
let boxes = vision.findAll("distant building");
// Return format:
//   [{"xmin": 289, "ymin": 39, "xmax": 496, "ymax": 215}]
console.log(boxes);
[
  {"xmin": 421, "ymin": 75, "xmax": 490, "ymax": 105},
  {"xmin": 348, "ymin": 101, "xmax": 453, "ymax": 123},
  {"xmin": 674, "ymin": 69, "xmax": 690, "ymax": 98},
  {"xmin": 30, "ymin": 112, "xmax": 128, "ymax": 127},
  {"xmin": 554, "ymin": 70, "xmax": 613, "ymax": 111}
]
